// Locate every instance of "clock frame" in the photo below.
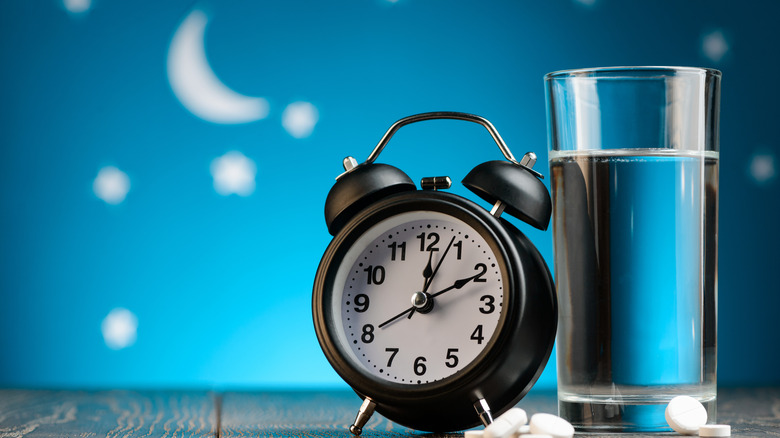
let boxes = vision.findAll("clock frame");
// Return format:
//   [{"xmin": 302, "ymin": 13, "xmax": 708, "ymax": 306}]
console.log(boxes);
[{"xmin": 313, "ymin": 191, "xmax": 556, "ymax": 432}]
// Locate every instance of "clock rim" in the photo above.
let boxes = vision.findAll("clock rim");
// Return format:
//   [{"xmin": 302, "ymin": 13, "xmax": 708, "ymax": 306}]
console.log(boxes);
[{"xmin": 313, "ymin": 191, "xmax": 524, "ymax": 402}]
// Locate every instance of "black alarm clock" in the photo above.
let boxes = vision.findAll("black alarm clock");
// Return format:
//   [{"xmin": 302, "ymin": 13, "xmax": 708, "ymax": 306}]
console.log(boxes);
[{"xmin": 312, "ymin": 112, "xmax": 557, "ymax": 434}]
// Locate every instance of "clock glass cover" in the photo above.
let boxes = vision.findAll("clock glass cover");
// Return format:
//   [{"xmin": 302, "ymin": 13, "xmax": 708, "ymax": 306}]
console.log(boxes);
[{"xmin": 330, "ymin": 210, "xmax": 508, "ymax": 385}]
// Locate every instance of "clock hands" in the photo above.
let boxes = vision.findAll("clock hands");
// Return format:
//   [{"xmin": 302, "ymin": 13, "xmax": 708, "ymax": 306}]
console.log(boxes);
[
  {"xmin": 423, "ymin": 236, "xmax": 456, "ymax": 293},
  {"xmin": 422, "ymin": 249, "xmax": 434, "ymax": 290},
  {"xmin": 430, "ymin": 272, "xmax": 481, "ymax": 298},
  {"xmin": 377, "ymin": 271, "xmax": 481, "ymax": 329},
  {"xmin": 403, "ymin": 249, "xmax": 435, "ymax": 322},
  {"xmin": 407, "ymin": 236, "xmax": 457, "ymax": 320},
  {"xmin": 377, "ymin": 306, "xmax": 414, "ymax": 329},
  {"xmin": 376, "ymin": 250, "xmax": 439, "ymax": 329}
]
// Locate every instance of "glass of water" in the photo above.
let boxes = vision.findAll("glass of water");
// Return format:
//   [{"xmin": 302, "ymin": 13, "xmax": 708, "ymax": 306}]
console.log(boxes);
[{"xmin": 545, "ymin": 67, "xmax": 721, "ymax": 432}]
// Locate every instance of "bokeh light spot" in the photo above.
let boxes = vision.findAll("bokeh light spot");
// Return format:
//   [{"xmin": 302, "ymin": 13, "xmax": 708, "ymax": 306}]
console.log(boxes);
[
  {"xmin": 282, "ymin": 101, "xmax": 319, "ymax": 139},
  {"xmin": 702, "ymin": 29, "xmax": 729, "ymax": 63},
  {"xmin": 93, "ymin": 166, "xmax": 130, "ymax": 205},
  {"xmin": 210, "ymin": 151, "xmax": 257, "ymax": 196},
  {"xmin": 748, "ymin": 149, "xmax": 776, "ymax": 185},
  {"xmin": 63, "ymin": 0, "xmax": 91, "ymax": 14},
  {"xmin": 101, "ymin": 308, "xmax": 138, "ymax": 350}
]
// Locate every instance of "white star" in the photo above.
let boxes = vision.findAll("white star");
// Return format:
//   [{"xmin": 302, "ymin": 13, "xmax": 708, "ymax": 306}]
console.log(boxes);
[
  {"xmin": 93, "ymin": 166, "xmax": 130, "ymax": 205},
  {"xmin": 282, "ymin": 101, "xmax": 319, "ymax": 139},
  {"xmin": 101, "ymin": 308, "xmax": 138, "ymax": 350},
  {"xmin": 702, "ymin": 30, "xmax": 729, "ymax": 63},
  {"xmin": 210, "ymin": 151, "xmax": 257, "ymax": 196},
  {"xmin": 748, "ymin": 150, "xmax": 776, "ymax": 185}
]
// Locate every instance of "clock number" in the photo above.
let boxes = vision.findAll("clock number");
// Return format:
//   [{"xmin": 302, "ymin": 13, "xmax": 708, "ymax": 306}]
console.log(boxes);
[
  {"xmin": 353, "ymin": 294, "xmax": 369, "ymax": 313},
  {"xmin": 361, "ymin": 324, "xmax": 375, "ymax": 343},
  {"xmin": 470, "ymin": 325, "xmax": 485, "ymax": 344},
  {"xmin": 363, "ymin": 265, "xmax": 385, "ymax": 285},
  {"xmin": 416, "ymin": 232, "xmax": 440, "ymax": 252},
  {"xmin": 385, "ymin": 347, "xmax": 399, "ymax": 367},
  {"xmin": 453, "ymin": 240, "xmax": 463, "ymax": 260},
  {"xmin": 445, "ymin": 348, "xmax": 459, "ymax": 368},
  {"xmin": 388, "ymin": 241, "xmax": 406, "ymax": 261},
  {"xmin": 479, "ymin": 295, "xmax": 495, "ymax": 314},
  {"xmin": 414, "ymin": 356, "xmax": 427, "ymax": 376},
  {"xmin": 473, "ymin": 263, "xmax": 487, "ymax": 282}
]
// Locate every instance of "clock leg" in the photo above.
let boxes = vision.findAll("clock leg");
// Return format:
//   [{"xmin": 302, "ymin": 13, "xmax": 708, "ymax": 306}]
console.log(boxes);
[
  {"xmin": 349, "ymin": 397, "xmax": 377, "ymax": 435},
  {"xmin": 474, "ymin": 398, "xmax": 494, "ymax": 427}
]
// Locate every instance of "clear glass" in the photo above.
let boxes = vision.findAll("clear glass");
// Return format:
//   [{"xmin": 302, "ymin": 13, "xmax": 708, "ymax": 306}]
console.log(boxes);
[{"xmin": 545, "ymin": 67, "xmax": 720, "ymax": 432}]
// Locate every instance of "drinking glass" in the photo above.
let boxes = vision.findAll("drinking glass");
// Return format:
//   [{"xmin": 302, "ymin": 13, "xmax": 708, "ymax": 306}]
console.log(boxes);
[{"xmin": 545, "ymin": 66, "xmax": 721, "ymax": 432}]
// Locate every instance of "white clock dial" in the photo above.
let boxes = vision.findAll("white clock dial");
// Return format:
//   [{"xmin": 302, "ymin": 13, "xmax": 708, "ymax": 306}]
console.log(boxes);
[{"xmin": 332, "ymin": 211, "xmax": 505, "ymax": 384}]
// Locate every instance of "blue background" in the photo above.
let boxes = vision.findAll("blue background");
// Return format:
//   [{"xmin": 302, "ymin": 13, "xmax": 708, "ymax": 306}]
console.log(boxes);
[{"xmin": 1, "ymin": 0, "xmax": 778, "ymax": 389}]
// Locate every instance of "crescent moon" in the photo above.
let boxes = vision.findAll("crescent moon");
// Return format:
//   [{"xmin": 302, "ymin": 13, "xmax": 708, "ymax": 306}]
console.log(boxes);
[{"xmin": 167, "ymin": 9, "xmax": 269, "ymax": 124}]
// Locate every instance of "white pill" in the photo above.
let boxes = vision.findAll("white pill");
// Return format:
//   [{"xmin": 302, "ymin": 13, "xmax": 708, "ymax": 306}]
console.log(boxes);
[
  {"xmin": 699, "ymin": 424, "xmax": 731, "ymax": 437},
  {"xmin": 484, "ymin": 408, "xmax": 528, "ymax": 438},
  {"xmin": 665, "ymin": 396, "xmax": 708, "ymax": 435},
  {"xmin": 509, "ymin": 426, "xmax": 532, "ymax": 438},
  {"xmin": 521, "ymin": 435, "xmax": 553, "ymax": 438},
  {"xmin": 465, "ymin": 430, "xmax": 484, "ymax": 438},
  {"xmin": 528, "ymin": 413, "xmax": 574, "ymax": 438}
]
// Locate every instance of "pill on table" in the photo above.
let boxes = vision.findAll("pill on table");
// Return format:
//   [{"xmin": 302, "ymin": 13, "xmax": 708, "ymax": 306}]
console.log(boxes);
[
  {"xmin": 484, "ymin": 408, "xmax": 528, "ymax": 438},
  {"xmin": 522, "ymin": 435, "xmax": 553, "ymax": 438},
  {"xmin": 465, "ymin": 430, "xmax": 484, "ymax": 438},
  {"xmin": 665, "ymin": 396, "xmax": 708, "ymax": 435},
  {"xmin": 509, "ymin": 428, "xmax": 530, "ymax": 438},
  {"xmin": 528, "ymin": 413, "xmax": 574, "ymax": 438},
  {"xmin": 699, "ymin": 424, "xmax": 731, "ymax": 437}
]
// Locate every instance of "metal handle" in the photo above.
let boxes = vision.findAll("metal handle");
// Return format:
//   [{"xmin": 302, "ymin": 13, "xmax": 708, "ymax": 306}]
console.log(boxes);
[{"xmin": 366, "ymin": 112, "xmax": 519, "ymax": 165}]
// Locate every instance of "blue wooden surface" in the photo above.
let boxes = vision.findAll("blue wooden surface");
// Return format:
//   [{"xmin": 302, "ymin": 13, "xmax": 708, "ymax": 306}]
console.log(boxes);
[{"xmin": 0, "ymin": 389, "xmax": 777, "ymax": 437}]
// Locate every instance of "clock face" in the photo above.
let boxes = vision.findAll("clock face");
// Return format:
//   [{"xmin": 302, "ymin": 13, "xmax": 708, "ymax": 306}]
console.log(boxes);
[{"xmin": 330, "ymin": 210, "xmax": 507, "ymax": 385}]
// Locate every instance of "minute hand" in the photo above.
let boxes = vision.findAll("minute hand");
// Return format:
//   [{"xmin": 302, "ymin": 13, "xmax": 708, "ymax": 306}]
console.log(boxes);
[
  {"xmin": 429, "ymin": 273, "xmax": 481, "ymax": 298},
  {"xmin": 423, "ymin": 235, "xmax": 457, "ymax": 293}
]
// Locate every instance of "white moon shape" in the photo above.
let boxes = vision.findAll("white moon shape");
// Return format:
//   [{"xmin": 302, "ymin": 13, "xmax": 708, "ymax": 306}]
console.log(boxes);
[{"xmin": 167, "ymin": 9, "xmax": 269, "ymax": 124}]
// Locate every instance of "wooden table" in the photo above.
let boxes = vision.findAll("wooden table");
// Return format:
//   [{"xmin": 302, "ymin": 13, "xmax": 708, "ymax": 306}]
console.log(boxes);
[{"xmin": 1, "ymin": 388, "xmax": 778, "ymax": 437}]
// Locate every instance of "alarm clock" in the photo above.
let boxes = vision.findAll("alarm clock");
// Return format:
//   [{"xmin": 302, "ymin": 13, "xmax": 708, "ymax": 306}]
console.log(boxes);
[{"xmin": 312, "ymin": 112, "xmax": 557, "ymax": 434}]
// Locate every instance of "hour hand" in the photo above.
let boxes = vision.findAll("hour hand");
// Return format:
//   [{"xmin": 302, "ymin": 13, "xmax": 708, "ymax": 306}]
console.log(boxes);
[
  {"xmin": 408, "ymin": 250, "xmax": 435, "ymax": 321},
  {"xmin": 429, "ymin": 273, "xmax": 480, "ymax": 298},
  {"xmin": 379, "ymin": 273, "xmax": 480, "ymax": 329},
  {"xmin": 422, "ymin": 250, "xmax": 434, "ymax": 288}
]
